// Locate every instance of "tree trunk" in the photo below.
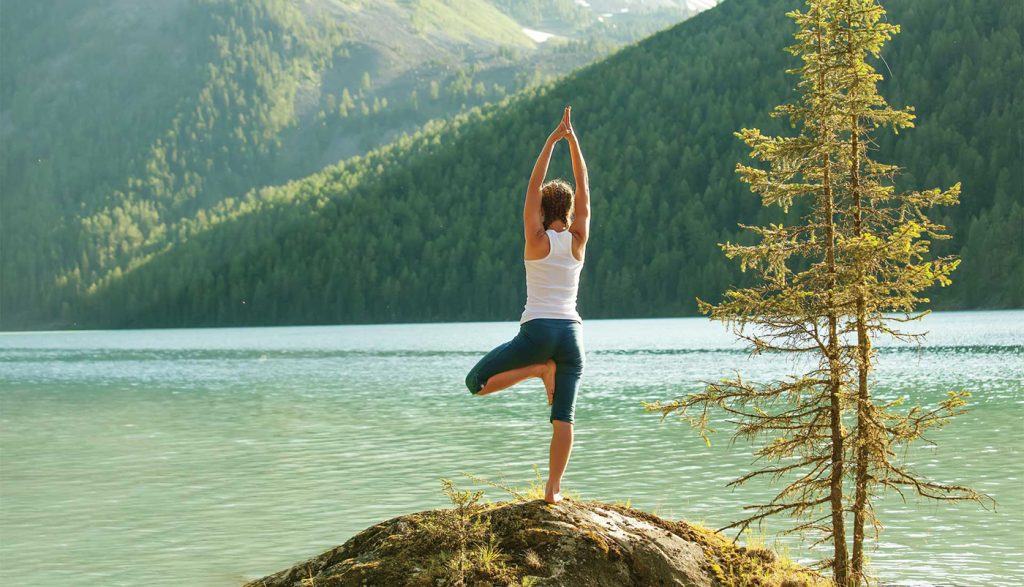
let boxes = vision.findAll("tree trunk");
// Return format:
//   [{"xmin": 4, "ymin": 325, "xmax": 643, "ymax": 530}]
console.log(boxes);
[
  {"xmin": 825, "ymin": 165, "xmax": 850, "ymax": 587},
  {"xmin": 850, "ymin": 105, "xmax": 872, "ymax": 584},
  {"xmin": 819, "ymin": 20, "xmax": 849, "ymax": 587}
]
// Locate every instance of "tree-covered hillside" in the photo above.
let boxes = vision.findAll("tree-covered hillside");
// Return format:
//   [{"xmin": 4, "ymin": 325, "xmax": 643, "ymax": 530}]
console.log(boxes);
[
  {"xmin": 1, "ymin": 0, "xmax": 343, "ymax": 330},
  {"xmin": 1, "ymin": 0, "xmax": 701, "ymax": 330},
  {"xmin": 7, "ymin": 0, "xmax": 1022, "ymax": 329}
]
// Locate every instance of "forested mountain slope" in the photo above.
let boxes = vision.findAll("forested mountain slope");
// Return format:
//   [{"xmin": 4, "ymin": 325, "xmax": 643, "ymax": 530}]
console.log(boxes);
[
  {"xmin": 9, "ymin": 0, "xmax": 1022, "ymax": 329},
  {"xmin": 0, "ymin": 0, "xmax": 702, "ymax": 330}
]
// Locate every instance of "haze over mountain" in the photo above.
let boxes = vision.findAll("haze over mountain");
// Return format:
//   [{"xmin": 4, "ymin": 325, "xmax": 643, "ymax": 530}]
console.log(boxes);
[{"xmin": 2, "ymin": 0, "xmax": 1019, "ymax": 329}]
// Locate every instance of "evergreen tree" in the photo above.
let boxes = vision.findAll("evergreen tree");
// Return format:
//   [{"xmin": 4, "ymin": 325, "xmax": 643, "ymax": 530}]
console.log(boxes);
[
  {"xmin": 829, "ymin": 2, "xmax": 995, "ymax": 583},
  {"xmin": 647, "ymin": 1, "xmax": 996, "ymax": 584},
  {"xmin": 646, "ymin": 1, "xmax": 856, "ymax": 579}
]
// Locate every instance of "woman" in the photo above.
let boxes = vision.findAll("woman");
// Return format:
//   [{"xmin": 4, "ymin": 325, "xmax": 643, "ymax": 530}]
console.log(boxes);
[{"xmin": 465, "ymin": 105, "xmax": 590, "ymax": 505}]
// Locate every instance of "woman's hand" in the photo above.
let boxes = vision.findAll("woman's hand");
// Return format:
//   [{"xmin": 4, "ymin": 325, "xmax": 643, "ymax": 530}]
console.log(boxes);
[{"xmin": 547, "ymin": 106, "xmax": 573, "ymax": 144}]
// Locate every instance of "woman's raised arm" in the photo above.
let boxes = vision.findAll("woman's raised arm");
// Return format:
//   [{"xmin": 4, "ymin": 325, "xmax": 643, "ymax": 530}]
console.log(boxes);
[
  {"xmin": 565, "ymin": 108, "xmax": 590, "ymax": 244},
  {"xmin": 524, "ymin": 108, "xmax": 570, "ymax": 243}
]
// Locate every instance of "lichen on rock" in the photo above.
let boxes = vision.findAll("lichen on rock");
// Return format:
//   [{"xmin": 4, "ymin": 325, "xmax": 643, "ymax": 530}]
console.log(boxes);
[{"xmin": 243, "ymin": 493, "xmax": 828, "ymax": 587}]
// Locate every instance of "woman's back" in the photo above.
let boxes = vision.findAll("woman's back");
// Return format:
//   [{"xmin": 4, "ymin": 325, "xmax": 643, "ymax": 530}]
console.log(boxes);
[{"xmin": 521, "ymin": 228, "xmax": 583, "ymax": 324}]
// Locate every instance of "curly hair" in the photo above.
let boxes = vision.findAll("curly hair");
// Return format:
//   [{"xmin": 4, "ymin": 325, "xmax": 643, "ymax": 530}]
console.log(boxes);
[{"xmin": 540, "ymin": 179, "xmax": 574, "ymax": 230}]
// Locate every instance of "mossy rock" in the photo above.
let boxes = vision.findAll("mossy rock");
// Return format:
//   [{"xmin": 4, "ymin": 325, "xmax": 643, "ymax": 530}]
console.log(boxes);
[{"xmin": 242, "ymin": 498, "xmax": 828, "ymax": 587}]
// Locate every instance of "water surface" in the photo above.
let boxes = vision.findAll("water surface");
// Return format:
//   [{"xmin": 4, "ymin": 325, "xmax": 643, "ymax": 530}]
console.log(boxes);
[{"xmin": 1, "ymin": 311, "xmax": 1021, "ymax": 586}]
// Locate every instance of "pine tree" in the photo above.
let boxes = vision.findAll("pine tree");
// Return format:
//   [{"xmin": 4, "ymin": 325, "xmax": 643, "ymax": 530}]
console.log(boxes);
[
  {"xmin": 828, "ymin": 2, "xmax": 995, "ymax": 583},
  {"xmin": 646, "ymin": 1, "xmax": 996, "ymax": 585},
  {"xmin": 645, "ymin": 1, "xmax": 856, "ymax": 580}
]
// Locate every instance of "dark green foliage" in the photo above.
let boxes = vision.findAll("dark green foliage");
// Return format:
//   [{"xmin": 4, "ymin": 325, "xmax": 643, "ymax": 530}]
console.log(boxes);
[
  {"xmin": 0, "ymin": 0, "xmax": 692, "ymax": 330},
  {"xmin": 3, "ymin": 0, "xmax": 1020, "ymax": 329},
  {"xmin": 865, "ymin": 0, "xmax": 1024, "ymax": 308}
]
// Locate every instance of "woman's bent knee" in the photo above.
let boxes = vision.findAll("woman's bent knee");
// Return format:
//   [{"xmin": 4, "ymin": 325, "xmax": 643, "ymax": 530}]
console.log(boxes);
[{"xmin": 465, "ymin": 368, "xmax": 484, "ymax": 394}]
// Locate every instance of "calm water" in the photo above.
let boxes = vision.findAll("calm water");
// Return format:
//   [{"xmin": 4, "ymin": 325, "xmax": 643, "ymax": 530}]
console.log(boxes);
[{"xmin": 1, "ymin": 311, "xmax": 1021, "ymax": 586}]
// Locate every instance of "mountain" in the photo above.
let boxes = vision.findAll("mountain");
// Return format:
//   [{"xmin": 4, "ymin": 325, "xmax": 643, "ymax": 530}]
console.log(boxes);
[
  {"xmin": 0, "ymin": 0, "xmax": 704, "ymax": 330},
  {"xmin": 4, "ymin": 0, "xmax": 1020, "ymax": 329}
]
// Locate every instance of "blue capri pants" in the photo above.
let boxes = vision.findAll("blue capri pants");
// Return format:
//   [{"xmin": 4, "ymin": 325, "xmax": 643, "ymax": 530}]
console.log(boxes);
[{"xmin": 465, "ymin": 318, "xmax": 585, "ymax": 424}]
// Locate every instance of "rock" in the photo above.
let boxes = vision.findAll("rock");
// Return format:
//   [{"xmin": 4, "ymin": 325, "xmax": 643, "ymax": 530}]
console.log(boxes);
[{"xmin": 243, "ymin": 498, "xmax": 827, "ymax": 587}]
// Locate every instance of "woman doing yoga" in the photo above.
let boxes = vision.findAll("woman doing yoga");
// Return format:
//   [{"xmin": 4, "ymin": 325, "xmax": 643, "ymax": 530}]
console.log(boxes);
[{"xmin": 465, "ymin": 106, "xmax": 590, "ymax": 505}]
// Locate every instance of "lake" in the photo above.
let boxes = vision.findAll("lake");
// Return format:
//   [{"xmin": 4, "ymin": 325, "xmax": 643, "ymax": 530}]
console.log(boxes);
[{"xmin": 1, "ymin": 311, "xmax": 1021, "ymax": 586}]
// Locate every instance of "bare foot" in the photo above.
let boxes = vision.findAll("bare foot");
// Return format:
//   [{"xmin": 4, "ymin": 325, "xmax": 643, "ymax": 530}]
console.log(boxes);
[
  {"xmin": 544, "ymin": 479, "xmax": 563, "ymax": 505},
  {"xmin": 541, "ymin": 359, "xmax": 556, "ymax": 406}
]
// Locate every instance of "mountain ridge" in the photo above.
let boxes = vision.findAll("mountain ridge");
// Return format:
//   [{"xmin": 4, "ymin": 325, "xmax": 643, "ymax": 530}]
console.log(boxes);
[
  {"xmin": 1, "ymin": 0, "xmax": 702, "ymax": 329},
  {"xmin": 4, "ymin": 0, "xmax": 1020, "ymax": 330}
]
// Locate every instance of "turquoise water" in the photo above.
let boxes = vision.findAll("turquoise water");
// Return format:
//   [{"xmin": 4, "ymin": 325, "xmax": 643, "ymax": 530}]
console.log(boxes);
[{"xmin": 1, "ymin": 311, "xmax": 1021, "ymax": 586}]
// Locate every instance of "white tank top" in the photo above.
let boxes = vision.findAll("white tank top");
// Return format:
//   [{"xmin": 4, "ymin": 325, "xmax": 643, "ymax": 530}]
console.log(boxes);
[{"xmin": 520, "ymin": 229, "xmax": 584, "ymax": 324}]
